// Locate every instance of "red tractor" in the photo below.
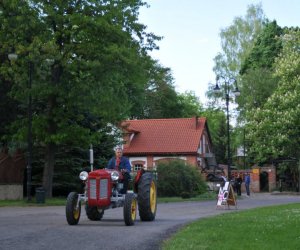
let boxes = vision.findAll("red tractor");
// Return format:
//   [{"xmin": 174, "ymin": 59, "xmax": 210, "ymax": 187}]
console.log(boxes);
[{"xmin": 66, "ymin": 168, "xmax": 157, "ymax": 226}]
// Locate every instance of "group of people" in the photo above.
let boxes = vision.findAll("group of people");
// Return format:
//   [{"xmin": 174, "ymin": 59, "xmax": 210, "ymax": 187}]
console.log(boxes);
[
  {"xmin": 233, "ymin": 173, "xmax": 251, "ymax": 196},
  {"xmin": 220, "ymin": 173, "xmax": 251, "ymax": 196}
]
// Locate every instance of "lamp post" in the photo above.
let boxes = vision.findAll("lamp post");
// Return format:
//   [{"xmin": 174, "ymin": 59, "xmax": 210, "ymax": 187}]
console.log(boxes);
[
  {"xmin": 27, "ymin": 61, "xmax": 33, "ymax": 201},
  {"xmin": 8, "ymin": 53, "xmax": 33, "ymax": 201},
  {"xmin": 213, "ymin": 75, "xmax": 240, "ymax": 180}
]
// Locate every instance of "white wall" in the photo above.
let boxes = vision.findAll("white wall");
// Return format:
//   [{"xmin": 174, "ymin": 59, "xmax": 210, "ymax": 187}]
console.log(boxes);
[{"xmin": 0, "ymin": 185, "xmax": 23, "ymax": 200}]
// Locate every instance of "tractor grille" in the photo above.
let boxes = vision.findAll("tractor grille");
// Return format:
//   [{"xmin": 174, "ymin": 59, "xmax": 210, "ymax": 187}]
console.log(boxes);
[
  {"xmin": 89, "ymin": 179, "xmax": 96, "ymax": 199},
  {"xmin": 99, "ymin": 179, "xmax": 108, "ymax": 199}
]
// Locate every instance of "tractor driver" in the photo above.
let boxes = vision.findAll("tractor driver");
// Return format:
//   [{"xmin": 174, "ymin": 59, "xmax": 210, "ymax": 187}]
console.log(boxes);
[{"xmin": 107, "ymin": 146, "xmax": 131, "ymax": 194}]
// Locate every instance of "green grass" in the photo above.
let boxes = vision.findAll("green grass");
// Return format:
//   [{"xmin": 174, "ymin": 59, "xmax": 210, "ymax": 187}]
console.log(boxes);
[
  {"xmin": 163, "ymin": 203, "xmax": 300, "ymax": 250},
  {"xmin": 0, "ymin": 197, "xmax": 67, "ymax": 207}
]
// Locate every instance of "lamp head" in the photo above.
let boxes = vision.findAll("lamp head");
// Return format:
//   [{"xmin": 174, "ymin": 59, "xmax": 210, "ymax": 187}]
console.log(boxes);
[
  {"xmin": 233, "ymin": 86, "xmax": 240, "ymax": 97},
  {"xmin": 213, "ymin": 83, "xmax": 221, "ymax": 94},
  {"xmin": 8, "ymin": 53, "xmax": 18, "ymax": 61}
]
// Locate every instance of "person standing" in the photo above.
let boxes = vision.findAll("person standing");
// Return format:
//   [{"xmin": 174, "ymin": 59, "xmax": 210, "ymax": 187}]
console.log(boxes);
[
  {"xmin": 107, "ymin": 146, "xmax": 131, "ymax": 194},
  {"xmin": 220, "ymin": 174, "xmax": 227, "ymax": 188},
  {"xmin": 245, "ymin": 173, "xmax": 251, "ymax": 196},
  {"xmin": 235, "ymin": 174, "xmax": 242, "ymax": 196}
]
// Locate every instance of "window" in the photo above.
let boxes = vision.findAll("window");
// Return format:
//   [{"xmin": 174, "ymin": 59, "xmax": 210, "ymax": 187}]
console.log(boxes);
[
  {"xmin": 134, "ymin": 164, "xmax": 143, "ymax": 171},
  {"xmin": 131, "ymin": 160, "xmax": 146, "ymax": 171}
]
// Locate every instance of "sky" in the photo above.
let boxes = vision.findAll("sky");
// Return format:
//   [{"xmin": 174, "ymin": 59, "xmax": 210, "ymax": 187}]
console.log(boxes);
[{"xmin": 138, "ymin": 0, "xmax": 300, "ymax": 104}]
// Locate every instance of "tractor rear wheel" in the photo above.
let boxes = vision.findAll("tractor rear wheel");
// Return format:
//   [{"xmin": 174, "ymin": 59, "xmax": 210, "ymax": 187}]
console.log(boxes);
[
  {"xmin": 137, "ymin": 172, "xmax": 157, "ymax": 221},
  {"xmin": 66, "ymin": 192, "xmax": 81, "ymax": 225},
  {"xmin": 85, "ymin": 204, "xmax": 104, "ymax": 221},
  {"xmin": 123, "ymin": 193, "xmax": 137, "ymax": 226}
]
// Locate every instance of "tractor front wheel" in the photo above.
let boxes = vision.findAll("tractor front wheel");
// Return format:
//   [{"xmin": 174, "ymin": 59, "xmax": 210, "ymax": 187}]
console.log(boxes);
[
  {"xmin": 138, "ymin": 172, "xmax": 157, "ymax": 221},
  {"xmin": 66, "ymin": 192, "xmax": 81, "ymax": 225},
  {"xmin": 85, "ymin": 204, "xmax": 104, "ymax": 221},
  {"xmin": 123, "ymin": 193, "xmax": 137, "ymax": 226}
]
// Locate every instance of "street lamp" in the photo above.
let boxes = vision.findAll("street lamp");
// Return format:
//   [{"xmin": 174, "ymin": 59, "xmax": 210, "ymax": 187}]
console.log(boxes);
[
  {"xmin": 27, "ymin": 61, "xmax": 33, "ymax": 201},
  {"xmin": 213, "ymin": 75, "xmax": 240, "ymax": 180},
  {"xmin": 8, "ymin": 53, "xmax": 33, "ymax": 201}
]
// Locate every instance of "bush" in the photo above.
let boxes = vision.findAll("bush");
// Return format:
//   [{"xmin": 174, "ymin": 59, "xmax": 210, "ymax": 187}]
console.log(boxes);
[
  {"xmin": 156, "ymin": 160, "xmax": 206, "ymax": 197},
  {"xmin": 180, "ymin": 192, "xmax": 191, "ymax": 199}
]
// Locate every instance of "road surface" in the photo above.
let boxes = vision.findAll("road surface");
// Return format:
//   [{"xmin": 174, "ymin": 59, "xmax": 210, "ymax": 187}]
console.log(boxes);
[{"xmin": 0, "ymin": 193, "xmax": 299, "ymax": 250}]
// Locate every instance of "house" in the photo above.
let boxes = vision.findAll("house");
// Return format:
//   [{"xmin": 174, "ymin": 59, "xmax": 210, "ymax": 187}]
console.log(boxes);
[{"xmin": 120, "ymin": 117, "xmax": 216, "ymax": 172}]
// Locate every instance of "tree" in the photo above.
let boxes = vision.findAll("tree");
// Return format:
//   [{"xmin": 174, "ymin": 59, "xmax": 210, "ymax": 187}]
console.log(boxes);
[
  {"xmin": 237, "ymin": 21, "xmax": 283, "ymax": 120},
  {"xmin": 247, "ymin": 29, "xmax": 300, "ymax": 163},
  {"xmin": 206, "ymin": 3, "xmax": 266, "ymax": 105},
  {"xmin": 240, "ymin": 21, "xmax": 283, "ymax": 74},
  {"xmin": 0, "ymin": 0, "xmax": 39, "ymax": 148},
  {"xmin": 205, "ymin": 4, "xmax": 267, "ymax": 164},
  {"xmin": 213, "ymin": 3, "xmax": 266, "ymax": 78},
  {"xmin": 0, "ymin": 76, "xmax": 20, "ymax": 148},
  {"xmin": 1, "ymin": 0, "xmax": 160, "ymax": 197},
  {"xmin": 201, "ymin": 108, "xmax": 227, "ymax": 165},
  {"xmin": 177, "ymin": 91, "xmax": 203, "ymax": 118},
  {"xmin": 141, "ymin": 64, "xmax": 183, "ymax": 119}
]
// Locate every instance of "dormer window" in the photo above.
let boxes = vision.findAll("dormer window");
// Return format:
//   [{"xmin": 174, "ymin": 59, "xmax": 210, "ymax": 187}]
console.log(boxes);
[{"xmin": 130, "ymin": 133, "xmax": 135, "ymax": 142}]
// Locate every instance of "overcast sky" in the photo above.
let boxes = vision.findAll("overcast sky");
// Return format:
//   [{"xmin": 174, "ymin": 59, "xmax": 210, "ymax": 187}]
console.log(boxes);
[{"xmin": 139, "ymin": 0, "xmax": 300, "ymax": 104}]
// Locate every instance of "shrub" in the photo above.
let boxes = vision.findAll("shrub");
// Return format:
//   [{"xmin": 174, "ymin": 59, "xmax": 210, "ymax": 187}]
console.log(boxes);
[
  {"xmin": 180, "ymin": 192, "xmax": 191, "ymax": 199},
  {"xmin": 156, "ymin": 160, "xmax": 206, "ymax": 197}
]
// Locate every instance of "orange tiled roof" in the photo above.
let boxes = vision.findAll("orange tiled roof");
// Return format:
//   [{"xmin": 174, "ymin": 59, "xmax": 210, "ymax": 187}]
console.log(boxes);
[{"xmin": 122, "ymin": 117, "xmax": 206, "ymax": 155}]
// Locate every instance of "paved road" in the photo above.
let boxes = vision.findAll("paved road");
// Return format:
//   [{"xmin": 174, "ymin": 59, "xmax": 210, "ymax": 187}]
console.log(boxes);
[{"xmin": 0, "ymin": 193, "xmax": 299, "ymax": 250}]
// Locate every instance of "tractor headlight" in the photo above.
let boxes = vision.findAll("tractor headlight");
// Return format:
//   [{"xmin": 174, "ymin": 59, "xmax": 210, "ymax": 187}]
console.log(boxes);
[
  {"xmin": 79, "ymin": 171, "xmax": 88, "ymax": 181},
  {"xmin": 111, "ymin": 171, "xmax": 119, "ymax": 181}
]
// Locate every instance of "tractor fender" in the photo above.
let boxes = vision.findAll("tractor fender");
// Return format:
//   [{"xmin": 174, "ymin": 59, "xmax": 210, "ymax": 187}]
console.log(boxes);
[{"xmin": 133, "ymin": 169, "xmax": 145, "ymax": 193}]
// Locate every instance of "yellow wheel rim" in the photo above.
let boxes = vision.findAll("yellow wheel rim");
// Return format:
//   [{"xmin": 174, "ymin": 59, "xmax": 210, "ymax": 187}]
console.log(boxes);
[
  {"xmin": 131, "ymin": 199, "xmax": 137, "ymax": 221},
  {"xmin": 73, "ymin": 204, "xmax": 80, "ymax": 219},
  {"xmin": 150, "ymin": 181, "xmax": 157, "ymax": 213}
]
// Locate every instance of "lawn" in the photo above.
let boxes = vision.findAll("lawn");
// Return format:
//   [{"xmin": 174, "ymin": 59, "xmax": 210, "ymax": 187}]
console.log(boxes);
[
  {"xmin": 0, "ymin": 197, "xmax": 67, "ymax": 206},
  {"xmin": 163, "ymin": 203, "xmax": 300, "ymax": 250}
]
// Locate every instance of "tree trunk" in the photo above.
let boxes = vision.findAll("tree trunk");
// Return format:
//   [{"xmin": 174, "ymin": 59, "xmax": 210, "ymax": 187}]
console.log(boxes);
[
  {"xmin": 42, "ymin": 92, "xmax": 58, "ymax": 198},
  {"xmin": 43, "ymin": 142, "xmax": 56, "ymax": 198}
]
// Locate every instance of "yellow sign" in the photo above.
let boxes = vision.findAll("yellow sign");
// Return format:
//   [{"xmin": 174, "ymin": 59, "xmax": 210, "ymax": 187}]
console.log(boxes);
[{"xmin": 252, "ymin": 169, "xmax": 259, "ymax": 174}]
